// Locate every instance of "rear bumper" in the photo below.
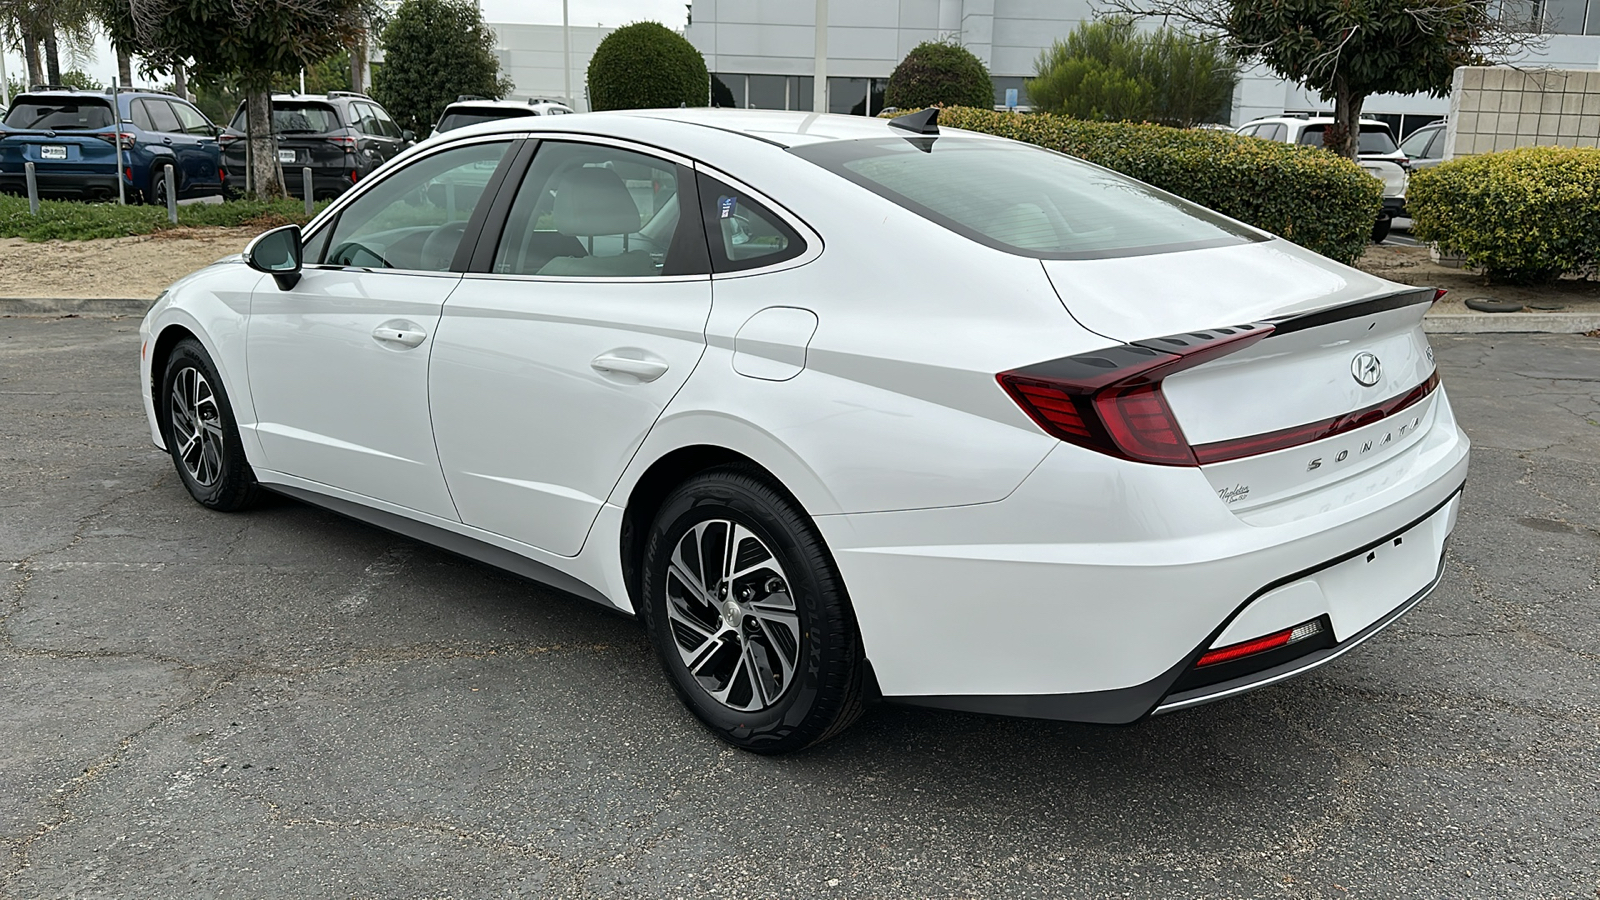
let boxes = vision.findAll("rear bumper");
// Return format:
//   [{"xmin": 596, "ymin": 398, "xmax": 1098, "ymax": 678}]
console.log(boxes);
[
  {"xmin": 1381, "ymin": 197, "xmax": 1407, "ymax": 218},
  {"xmin": 0, "ymin": 169, "xmax": 126, "ymax": 198},
  {"xmin": 817, "ymin": 389, "xmax": 1470, "ymax": 724}
]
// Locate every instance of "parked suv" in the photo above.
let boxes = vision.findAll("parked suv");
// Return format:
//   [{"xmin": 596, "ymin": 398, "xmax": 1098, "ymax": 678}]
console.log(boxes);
[
  {"xmin": 1238, "ymin": 115, "xmax": 1409, "ymax": 242},
  {"xmin": 221, "ymin": 91, "xmax": 413, "ymax": 200},
  {"xmin": 0, "ymin": 87, "xmax": 226, "ymax": 204},
  {"xmin": 432, "ymin": 96, "xmax": 575, "ymax": 135}
]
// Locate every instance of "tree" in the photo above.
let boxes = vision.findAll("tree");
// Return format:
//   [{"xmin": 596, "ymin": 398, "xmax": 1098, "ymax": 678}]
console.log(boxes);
[
  {"xmin": 1027, "ymin": 17, "xmax": 1237, "ymax": 127},
  {"xmin": 1098, "ymin": 0, "xmax": 1541, "ymax": 158},
  {"xmin": 111, "ymin": 0, "xmax": 367, "ymax": 198},
  {"xmin": 373, "ymin": 0, "xmax": 510, "ymax": 136},
  {"xmin": 587, "ymin": 21, "xmax": 708, "ymax": 111},
  {"xmin": 883, "ymin": 39, "xmax": 993, "ymax": 111}
]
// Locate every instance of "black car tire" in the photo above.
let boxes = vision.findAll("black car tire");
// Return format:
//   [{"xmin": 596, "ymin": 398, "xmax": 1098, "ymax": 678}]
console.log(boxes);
[
  {"xmin": 641, "ymin": 466, "xmax": 868, "ymax": 754},
  {"xmin": 159, "ymin": 338, "xmax": 260, "ymax": 512},
  {"xmin": 148, "ymin": 164, "xmax": 174, "ymax": 208}
]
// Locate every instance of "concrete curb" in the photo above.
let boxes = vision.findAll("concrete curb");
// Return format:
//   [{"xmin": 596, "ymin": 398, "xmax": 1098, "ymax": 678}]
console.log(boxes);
[
  {"xmin": 1422, "ymin": 313, "xmax": 1600, "ymax": 334},
  {"xmin": 0, "ymin": 298, "xmax": 154, "ymax": 317}
]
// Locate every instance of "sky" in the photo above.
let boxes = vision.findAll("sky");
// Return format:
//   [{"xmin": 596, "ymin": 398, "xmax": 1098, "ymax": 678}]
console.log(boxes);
[{"xmin": 3, "ymin": 0, "xmax": 688, "ymax": 103}]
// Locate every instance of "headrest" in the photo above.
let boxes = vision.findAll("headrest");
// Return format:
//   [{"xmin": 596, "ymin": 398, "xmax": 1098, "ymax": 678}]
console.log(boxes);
[{"xmin": 552, "ymin": 166, "xmax": 642, "ymax": 237}]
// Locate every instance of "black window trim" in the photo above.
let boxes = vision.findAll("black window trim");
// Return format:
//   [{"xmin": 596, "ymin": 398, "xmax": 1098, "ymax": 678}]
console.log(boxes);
[{"xmin": 689, "ymin": 161, "xmax": 823, "ymax": 278}]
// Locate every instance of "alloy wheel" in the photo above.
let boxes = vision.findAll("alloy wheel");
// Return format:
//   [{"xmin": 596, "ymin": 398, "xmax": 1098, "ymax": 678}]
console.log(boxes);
[
  {"xmin": 663, "ymin": 519, "xmax": 801, "ymax": 712},
  {"xmin": 169, "ymin": 365, "xmax": 224, "ymax": 487}
]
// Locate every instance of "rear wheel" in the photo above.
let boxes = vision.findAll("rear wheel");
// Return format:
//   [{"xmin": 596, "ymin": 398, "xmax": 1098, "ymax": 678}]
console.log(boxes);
[
  {"xmin": 1371, "ymin": 213, "xmax": 1392, "ymax": 244},
  {"xmin": 641, "ymin": 467, "xmax": 867, "ymax": 754},
  {"xmin": 148, "ymin": 164, "xmax": 173, "ymax": 208},
  {"xmin": 160, "ymin": 339, "xmax": 259, "ymax": 511}
]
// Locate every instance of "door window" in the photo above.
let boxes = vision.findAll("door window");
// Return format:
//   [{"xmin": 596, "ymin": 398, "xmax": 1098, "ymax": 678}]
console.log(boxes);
[
  {"xmin": 143, "ymin": 99, "xmax": 183, "ymax": 134},
  {"xmin": 130, "ymin": 101, "xmax": 156, "ymax": 132},
  {"xmin": 492, "ymin": 141, "xmax": 709, "ymax": 278},
  {"xmin": 351, "ymin": 102, "xmax": 381, "ymax": 136},
  {"xmin": 318, "ymin": 140, "xmax": 512, "ymax": 271},
  {"xmin": 1400, "ymin": 127, "xmax": 1437, "ymax": 158},
  {"xmin": 696, "ymin": 173, "xmax": 806, "ymax": 273},
  {"xmin": 369, "ymin": 103, "xmax": 403, "ymax": 138},
  {"xmin": 169, "ymin": 101, "xmax": 214, "ymax": 136}
]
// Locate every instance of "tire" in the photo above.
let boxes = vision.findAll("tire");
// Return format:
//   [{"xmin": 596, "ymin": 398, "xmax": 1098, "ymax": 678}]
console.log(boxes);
[
  {"xmin": 1371, "ymin": 214, "xmax": 1392, "ymax": 244},
  {"xmin": 149, "ymin": 164, "xmax": 173, "ymax": 208},
  {"xmin": 641, "ymin": 466, "xmax": 867, "ymax": 754},
  {"xmin": 159, "ymin": 338, "xmax": 259, "ymax": 511}
]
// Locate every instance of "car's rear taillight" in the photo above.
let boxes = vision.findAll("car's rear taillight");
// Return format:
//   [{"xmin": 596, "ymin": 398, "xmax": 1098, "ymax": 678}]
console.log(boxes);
[
  {"xmin": 218, "ymin": 133, "xmax": 242, "ymax": 148},
  {"xmin": 330, "ymin": 136, "xmax": 357, "ymax": 152},
  {"xmin": 1196, "ymin": 619, "xmax": 1324, "ymax": 667},
  {"xmin": 998, "ymin": 325, "xmax": 1275, "ymax": 467},
  {"xmin": 94, "ymin": 131, "xmax": 137, "ymax": 151}
]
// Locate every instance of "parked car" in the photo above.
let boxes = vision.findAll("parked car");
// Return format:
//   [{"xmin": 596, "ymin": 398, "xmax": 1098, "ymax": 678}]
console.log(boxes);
[
  {"xmin": 433, "ymin": 96, "xmax": 575, "ymax": 135},
  {"xmin": 0, "ymin": 86, "xmax": 226, "ymax": 204},
  {"xmin": 140, "ymin": 108, "xmax": 1468, "ymax": 754},
  {"xmin": 1399, "ymin": 121, "xmax": 1448, "ymax": 172},
  {"xmin": 1238, "ymin": 115, "xmax": 1409, "ymax": 242},
  {"xmin": 220, "ymin": 91, "xmax": 414, "ymax": 200}
]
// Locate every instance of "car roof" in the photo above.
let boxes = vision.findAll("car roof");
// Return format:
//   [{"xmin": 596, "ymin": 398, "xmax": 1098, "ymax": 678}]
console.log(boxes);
[
  {"xmin": 516, "ymin": 108, "xmax": 953, "ymax": 148},
  {"xmin": 1245, "ymin": 115, "xmax": 1391, "ymax": 128},
  {"xmin": 446, "ymin": 99, "xmax": 568, "ymax": 111}
]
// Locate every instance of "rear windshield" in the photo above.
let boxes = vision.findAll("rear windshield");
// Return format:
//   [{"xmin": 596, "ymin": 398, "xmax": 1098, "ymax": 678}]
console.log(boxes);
[
  {"xmin": 229, "ymin": 102, "xmax": 341, "ymax": 134},
  {"xmin": 436, "ymin": 108, "xmax": 534, "ymax": 133},
  {"xmin": 1297, "ymin": 125, "xmax": 1400, "ymax": 154},
  {"xmin": 4, "ymin": 99, "xmax": 115, "ymax": 130},
  {"xmin": 791, "ymin": 137, "xmax": 1260, "ymax": 260}
]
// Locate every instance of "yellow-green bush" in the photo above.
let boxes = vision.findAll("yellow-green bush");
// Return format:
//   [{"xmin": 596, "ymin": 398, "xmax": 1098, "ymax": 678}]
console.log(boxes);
[
  {"xmin": 892, "ymin": 107, "xmax": 1382, "ymax": 264},
  {"xmin": 1408, "ymin": 146, "xmax": 1600, "ymax": 283}
]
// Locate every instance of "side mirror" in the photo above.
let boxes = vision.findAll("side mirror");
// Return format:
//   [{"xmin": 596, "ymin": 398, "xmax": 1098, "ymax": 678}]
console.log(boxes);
[
  {"xmin": 244, "ymin": 224, "xmax": 303, "ymax": 290},
  {"xmin": 402, "ymin": 128, "xmax": 416, "ymax": 142}
]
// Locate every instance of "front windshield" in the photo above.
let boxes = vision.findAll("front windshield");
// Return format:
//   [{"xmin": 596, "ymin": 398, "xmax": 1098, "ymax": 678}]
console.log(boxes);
[{"xmin": 792, "ymin": 137, "xmax": 1260, "ymax": 260}]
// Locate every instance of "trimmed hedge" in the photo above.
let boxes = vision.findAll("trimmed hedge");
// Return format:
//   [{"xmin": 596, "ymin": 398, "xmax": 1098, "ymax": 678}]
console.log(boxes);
[
  {"xmin": 1408, "ymin": 146, "xmax": 1600, "ymax": 284},
  {"xmin": 899, "ymin": 107, "xmax": 1382, "ymax": 264},
  {"xmin": 587, "ymin": 22, "xmax": 709, "ymax": 112},
  {"xmin": 0, "ymin": 195, "xmax": 329, "ymax": 242},
  {"xmin": 884, "ymin": 41, "xmax": 994, "ymax": 112}
]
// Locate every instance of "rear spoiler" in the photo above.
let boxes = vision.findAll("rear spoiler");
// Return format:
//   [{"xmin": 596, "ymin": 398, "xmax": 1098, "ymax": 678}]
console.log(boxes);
[{"xmin": 1266, "ymin": 287, "xmax": 1441, "ymax": 337}]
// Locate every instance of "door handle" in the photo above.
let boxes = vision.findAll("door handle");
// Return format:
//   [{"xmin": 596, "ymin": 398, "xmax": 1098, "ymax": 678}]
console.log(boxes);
[
  {"xmin": 591, "ymin": 353, "xmax": 669, "ymax": 382},
  {"xmin": 162, "ymin": 138, "xmax": 173, "ymax": 145},
  {"xmin": 372, "ymin": 322, "xmax": 427, "ymax": 348}
]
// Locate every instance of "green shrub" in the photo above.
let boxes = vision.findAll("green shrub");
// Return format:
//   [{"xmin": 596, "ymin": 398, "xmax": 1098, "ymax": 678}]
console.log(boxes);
[
  {"xmin": 587, "ymin": 22, "xmax": 709, "ymax": 112},
  {"xmin": 884, "ymin": 40, "xmax": 994, "ymax": 112},
  {"xmin": 1408, "ymin": 147, "xmax": 1600, "ymax": 284},
  {"xmin": 1028, "ymin": 18, "xmax": 1237, "ymax": 128},
  {"xmin": 0, "ymin": 195, "xmax": 329, "ymax": 242},
  {"xmin": 915, "ymin": 107, "xmax": 1381, "ymax": 264}
]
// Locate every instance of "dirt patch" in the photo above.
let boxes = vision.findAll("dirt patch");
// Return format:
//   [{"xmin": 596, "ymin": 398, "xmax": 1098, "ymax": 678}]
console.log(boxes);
[
  {"xmin": 0, "ymin": 227, "xmax": 257, "ymax": 300},
  {"xmin": 1357, "ymin": 244, "xmax": 1600, "ymax": 316}
]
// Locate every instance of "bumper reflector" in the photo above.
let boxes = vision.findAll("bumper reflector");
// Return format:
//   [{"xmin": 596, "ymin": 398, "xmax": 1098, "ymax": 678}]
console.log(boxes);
[{"xmin": 1197, "ymin": 619, "xmax": 1325, "ymax": 667}]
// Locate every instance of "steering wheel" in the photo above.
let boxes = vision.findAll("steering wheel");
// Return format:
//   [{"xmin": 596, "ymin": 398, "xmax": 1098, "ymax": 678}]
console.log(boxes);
[
  {"xmin": 420, "ymin": 221, "xmax": 469, "ymax": 272},
  {"xmin": 327, "ymin": 241, "xmax": 393, "ymax": 269}
]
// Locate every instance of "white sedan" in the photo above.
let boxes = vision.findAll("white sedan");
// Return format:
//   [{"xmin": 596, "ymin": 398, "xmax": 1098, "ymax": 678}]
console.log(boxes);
[{"xmin": 139, "ymin": 108, "xmax": 1469, "ymax": 753}]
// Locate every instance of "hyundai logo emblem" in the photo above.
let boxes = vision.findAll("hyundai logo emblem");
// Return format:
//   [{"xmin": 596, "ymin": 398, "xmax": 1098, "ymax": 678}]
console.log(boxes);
[{"xmin": 1351, "ymin": 352, "xmax": 1383, "ymax": 387}]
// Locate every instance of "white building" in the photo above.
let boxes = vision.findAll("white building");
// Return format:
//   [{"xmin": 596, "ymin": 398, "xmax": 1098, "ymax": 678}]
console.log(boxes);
[
  {"xmin": 682, "ymin": 0, "xmax": 1600, "ymax": 137},
  {"xmin": 489, "ymin": 22, "xmax": 615, "ymax": 113}
]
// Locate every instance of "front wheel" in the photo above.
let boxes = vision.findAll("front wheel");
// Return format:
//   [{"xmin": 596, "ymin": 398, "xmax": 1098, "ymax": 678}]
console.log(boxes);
[
  {"xmin": 160, "ymin": 338, "xmax": 259, "ymax": 511},
  {"xmin": 641, "ymin": 467, "xmax": 867, "ymax": 754}
]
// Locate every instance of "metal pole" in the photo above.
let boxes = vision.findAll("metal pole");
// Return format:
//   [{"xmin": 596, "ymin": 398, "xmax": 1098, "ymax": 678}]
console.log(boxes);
[
  {"xmin": 1, "ymin": 43, "xmax": 11, "ymax": 107},
  {"xmin": 112, "ymin": 78, "xmax": 126, "ymax": 205},
  {"xmin": 165, "ymin": 166, "xmax": 178, "ymax": 223},
  {"xmin": 813, "ymin": 0, "xmax": 828, "ymax": 114},
  {"xmin": 303, "ymin": 167, "xmax": 313, "ymax": 218},
  {"xmin": 25, "ymin": 162, "xmax": 39, "ymax": 214},
  {"xmin": 562, "ymin": 0, "xmax": 572, "ymax": 109}
]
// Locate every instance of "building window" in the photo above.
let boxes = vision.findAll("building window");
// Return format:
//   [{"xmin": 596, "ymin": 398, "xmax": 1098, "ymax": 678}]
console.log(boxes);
[
  {"xmin": 992, "ymin": 76, "xmax": 1031, "ymax": 109},
  {"xmin": 1533, "ymin": 0, "xmax": 1596, "ymax": 32},
  {"xmin": 828, "ymin": 77, "xmax": 887, "ymax": 116},
  {"xmin": 711, "ymin": 74, "xmax": 814, "ymax": 111}
]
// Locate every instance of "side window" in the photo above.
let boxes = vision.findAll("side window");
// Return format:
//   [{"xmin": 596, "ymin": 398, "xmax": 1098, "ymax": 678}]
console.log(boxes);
[
  {"xmin": 144, "ymin": 99, "xmax": 182, "ymax": 134},
  {"xmin": 348, "ymin": 102, "xmax": 374, "ymax": 135},
  {"xmin": 1424, "ymin": 130, "xmax": 1446, "ymax": 159},
  {"xmin": 130, "ymin": 101, "xmax": 155, "ymax": 132},
  {"xmin": 169, "ymin": 101, "xmax": 213, "ymax": 136},
  {"xmin": 696, "ymin": 172, "xmax": 806, "ymax": 273},
  {"xmin": 1262, "ymin": 123, "xmax": 1286, "ymax": 142},
  {"xmin": 320, "ymin": 140, "xmax": 511, "ymax": 271},
  {"xmin": 492, "ymin": 141, "xmax": 708, "ymax": 278},
  {"xmin": 370, "ymin": 103, "xmax": 402, "ymax": 138}
]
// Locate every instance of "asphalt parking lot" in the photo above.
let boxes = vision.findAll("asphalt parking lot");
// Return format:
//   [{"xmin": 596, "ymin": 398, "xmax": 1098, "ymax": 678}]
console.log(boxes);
[{"xmin": 2, "ymin": 315, "xmax": 1597, "ymax": 899}]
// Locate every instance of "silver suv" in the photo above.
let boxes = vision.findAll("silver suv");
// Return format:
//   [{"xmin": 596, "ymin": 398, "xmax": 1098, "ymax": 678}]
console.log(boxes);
[{"xmin": 1238, "ymin": 115, "xmax": 1409, "ymax": 242}]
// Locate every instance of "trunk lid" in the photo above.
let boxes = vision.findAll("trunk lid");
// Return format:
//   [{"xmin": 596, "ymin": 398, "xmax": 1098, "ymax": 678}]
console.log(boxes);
[{"xmin": 1040, "ymin": 240, "xmax": 1443, "ymax": 517}]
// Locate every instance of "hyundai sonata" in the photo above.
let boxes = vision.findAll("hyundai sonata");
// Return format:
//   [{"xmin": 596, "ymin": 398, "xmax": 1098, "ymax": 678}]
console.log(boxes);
[{"xmin": 138, "ymin": 108, "xmax": 1469, "ymax": 753}]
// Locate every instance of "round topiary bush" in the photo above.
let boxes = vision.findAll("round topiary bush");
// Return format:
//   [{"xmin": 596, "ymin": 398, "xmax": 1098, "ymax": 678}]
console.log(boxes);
[
  {"xmin": 883, "ymin": 41, "xmax": 994, "ymax": 112},
  {"xmin": 587, "ymin": 22, "xmax": 709, "ymax": 111},
  {"xmin": 1408, "ymin": 146, "xmax": 1600, "ymax": 283}
]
